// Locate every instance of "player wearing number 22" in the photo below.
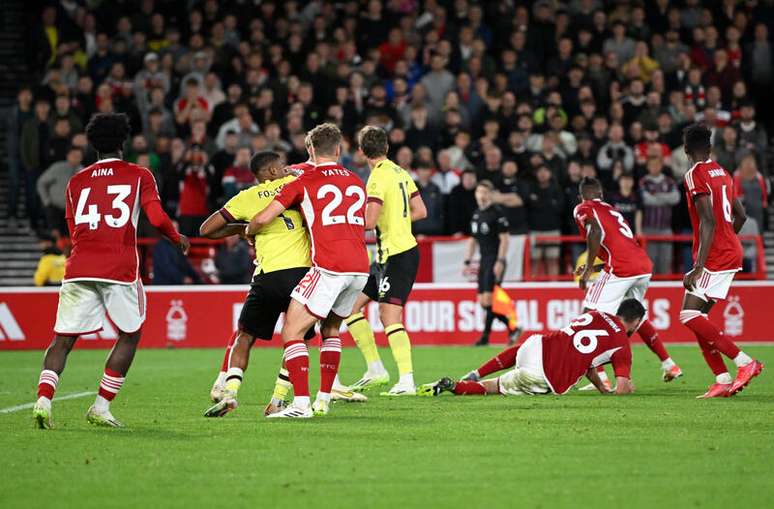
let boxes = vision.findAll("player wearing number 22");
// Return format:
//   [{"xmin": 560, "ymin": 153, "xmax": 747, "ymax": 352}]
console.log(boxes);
[
  {"xmin": 573, "ymin": 176, "xmax": 682, "ymax": 386},
  {"xmin": 418, "ymin": 299, "xmax": 645, "ymax": 397},
  {"xmin": 247, "ymin": 123, "xmax": 370, "ymax": 418},
  {"xmin": 679, "ymin": 123, "xmax": 763, "ymax": 398},
  {"xmin": 33, "ymin": 113, "xmax": 188, "ymax": 429}
]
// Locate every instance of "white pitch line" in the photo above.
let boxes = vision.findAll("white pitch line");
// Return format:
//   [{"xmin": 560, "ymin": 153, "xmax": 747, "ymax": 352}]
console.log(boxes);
[{"xmin": 0, "ymin": 391, "xmax": 96, "ymax": 414}]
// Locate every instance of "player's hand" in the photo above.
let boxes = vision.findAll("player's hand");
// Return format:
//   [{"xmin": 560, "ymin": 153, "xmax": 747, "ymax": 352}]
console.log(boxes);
[
  {"xmin": 683, "ymin": 266, "xmax": 703, "ymax": 291},
  {"xmin": 493, "ymin": 260, "xmax": 505, "ymax": 279},
  {"xmin": 578, "ymin": 267, "xmax": 593, "ymax": 291},
  {"xmin": 177, "ymin": 234, "xmax": 190, "ymax": 255},
  {"xmin": 615, "ymin": 377, "xmax": 635, "ymax": 394}
]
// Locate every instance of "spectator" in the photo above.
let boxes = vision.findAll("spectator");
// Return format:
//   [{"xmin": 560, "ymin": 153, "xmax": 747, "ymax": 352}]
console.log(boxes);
[
  {"xmin": 604, "ymin": 21, "xmax": 636, "ymax": 64},
  {"xmin": 215, "ymin": 103, "xmax": 258, "ymax": 149},
  {"xmin": 608, "ymin": 172, "xmax": 643, "ymax": 236},
  {"xmin": 152, "ymin": 236, "xmax": 200, "ymax": 285},
  {"xmin": 527, "ymin": 165, "xmax": 564, "ymax": 277},
  {"xmin": 175, "ymin": 77, "xmax": 210, "ymax": 128},
  {"xmin": 639, "ymin": 157, "xmax": 680, "ymax": 274},
  {"xmin": 214, "ymin": 236, "xmax": 254, "ymax": 284},
  {"xmin": 222, "ymin": 147, "xmax": 255, "ymax": 201},
  {"xmin": 20, "ymin": 97, "xmax": 53, "ymax": 231},
  {"xmin": 431, "ymin": 149, "xmax": 461, "ymax": 195},
  {"xmin": 176, "ymin": 145, "xmax": 214, "ymax": 237},
  {"xmin": 493, "ymin": 160, "xmax": 529, "ymax": 235},
  {"xmin": 412, "ymin": 163, "xmax": 444, "ymax": 236},
  {"xmin": 5, "ymin": 86, "xmax": 34, "ymax": 227},
  {"xmin": 420, "ymin": 52, "xmax": 455, "ymax": 122},
  {"xmin": 33, "ymin": 233, "xmax": 66, "ymax": 287},
  {"xmin": 714, "ymin": 126, "xmax": 746, "ymax": 173},
  {"xmin": 735, "ymin": 102, "xmax": 767, "ymax": 170},
  {"xmin": 734, "ymin": 154, "xmax": 769, "ymax": 234},
  {"xmin": 447, "ymin": 169, "xmax": 478, "ymax": 236},
  {"xmin": 37, "ymin": 146, "xmax": 83, "ymax": 238},
  {"xmin": 597, "ymin": 124, "xmax": 634, "ymax": 186}
]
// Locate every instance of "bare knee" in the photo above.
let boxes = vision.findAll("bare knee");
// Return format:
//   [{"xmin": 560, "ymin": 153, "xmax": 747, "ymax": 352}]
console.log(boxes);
[{"xmin": 378, "ymin": 303, "xmax": 403, "ymax": 327}]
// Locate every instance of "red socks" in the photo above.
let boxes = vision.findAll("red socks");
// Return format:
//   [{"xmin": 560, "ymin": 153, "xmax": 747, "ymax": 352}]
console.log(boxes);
[
  {"xmin": 319, "ymin": 337, "xmax": 342, "ymax": 394},
  {"xmin": 453, "ymin": 380, "xmax": 488, "ymax": 395},
  {"xmin": 37, "ymin": 369, "xmax": 59, "ymax": 400},
  {"xmin": 476, "ymin": 344, "xmax": 519, "ymax": 378},
  {"xmin": 283, "ymin": 340, "xmax": 310, "ymax": 398},
  {"xmin": 220, "ymin": 330, "xmax": 239, "ymax": 372},
  {"xmin": 680, "ymin": 310, "xmax": 738, "ymax": 374},
  {"xmin": 637, "ymin": 320, "xmax": 670, "ymax": 362},
  {"xmin": 98, "ymin": 368, "xmax": 125, "ymax": 401}
]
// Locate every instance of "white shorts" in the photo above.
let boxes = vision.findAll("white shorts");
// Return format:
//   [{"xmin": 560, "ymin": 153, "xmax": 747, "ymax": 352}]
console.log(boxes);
[
  {"xmin": 687, "ymin": 268, "xmax": 737, "ymax": 302},
  {"xmin": 584, "ymin": 271, "xmax": 650, "ymax": 316},
  {"xmin": 498, "ymin": 334, "xmax": 551, "ymax": 396},
  {"xmin": 291, "ymin": 267, "xmax": 368, "ymax": 320},
  {"xmin": 54, "ymin": 280, "xmax": 146, "ymax": 335}
]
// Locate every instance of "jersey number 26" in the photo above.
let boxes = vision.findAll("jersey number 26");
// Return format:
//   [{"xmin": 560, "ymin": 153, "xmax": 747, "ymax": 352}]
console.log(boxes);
[{"xmin": 561, "ymin": 313, "xmax": 609, "ymax": 354}]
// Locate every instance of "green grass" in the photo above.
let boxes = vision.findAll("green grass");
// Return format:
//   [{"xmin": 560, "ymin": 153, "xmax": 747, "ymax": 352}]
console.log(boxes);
[{"xmin": 1, "ymin": 345, "xmax": 773, "ymax": 509}]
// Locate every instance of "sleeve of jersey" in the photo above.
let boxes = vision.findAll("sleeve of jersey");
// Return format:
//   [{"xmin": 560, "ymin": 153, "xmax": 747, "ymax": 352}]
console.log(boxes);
[
  {"xmin": 274, "ymin": 177, "xmax": 303, "ymax": 209},
  {"xmin": 407, "ymin": 177, "xmax": 419, "ymax": 199},
  {"xmin": 145, "ymin": 200, "xmax": 181, "ymax": 244},
  {"xmin": 573, "ymin": 203, "xmax": 591, "ymax": 232},
  {"xmin": 611, "ymin": 341, "xmax": 633, "ymax": 379},
  {"xmin": 686, "ymin": 168, "xmax": 710, "ymax": 197},
  {"xmin": 219, "ymin": 193, "xmax": 247, "ymax": 223},
  {"xmin": 496, "ymin": 214, "xmax": 509, "ymax": 233},
  {"xmin": 65, "ymin": 185, "xmax": 75, "ymax": 236},
  {"xmin": 366, "ymin": 171, "xmax": 386, "ymax": 204}
]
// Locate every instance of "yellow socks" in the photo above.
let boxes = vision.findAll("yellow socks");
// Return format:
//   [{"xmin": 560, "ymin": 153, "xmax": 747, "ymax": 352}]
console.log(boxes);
[
  {"xmin": 346, "ymin": 313, "xmax": 383, "ymax": 368},
  {"xmin": 224, "ymin": 367, "xmax": 243, "ymax": 394},
  {"xmin": 271, "ymin": 368, "xmax": 292, "ymax": 403},
  {"xmin": 385, "ymin": 323, "xmax": 413, "ymax": 376}
]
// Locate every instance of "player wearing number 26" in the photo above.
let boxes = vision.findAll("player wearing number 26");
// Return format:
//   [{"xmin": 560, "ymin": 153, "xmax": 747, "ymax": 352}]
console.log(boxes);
[
  {"xmin": 33, "ymin": 113, "xmax": 188, "ymax": 430},
  {"xmin": 247, "ymin": 123, "xmax": 370, "ymax": 418}
]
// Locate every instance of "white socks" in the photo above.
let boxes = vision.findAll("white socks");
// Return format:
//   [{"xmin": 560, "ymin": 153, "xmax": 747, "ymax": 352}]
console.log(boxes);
[
  {"xmin": 316, "ymin": 391, "xmax": 331, "ymax": 403},
  {"xmin": 368, "ymin": 360, "xmax": 387, "ymax": 375},
  {"xmin": 716, "ymin": 373, "xmax": 733, "ymax": 384},
  {"xmin": 733, "ymin": 352, "xmax": 753, "ymax": 367},
  {"xmin": 94, "ymin": 395, "xmax": 111, "ymax": 412},
  {"xmin": 661, "ymin": 358, "xmax": 676, "ymax": 370},
  {"xmin": 398, "ymin": 373, "xmax": 415, "ymax": 387},
  {"xmin": 293, "ymin": 396, "xmax": 310, "ymax": 408}
]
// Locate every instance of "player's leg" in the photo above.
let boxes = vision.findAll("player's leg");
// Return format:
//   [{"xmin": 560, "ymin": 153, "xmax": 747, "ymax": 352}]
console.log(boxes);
[
  {"xmin": 34, "ymin": 282, "xmax": 104, "ymax": 429},
  {"xmin": 210, "ymin": 330, "xmax": 239, "ymax": 402},
  {"xmin": 345, "ymin": 286, "xmax": 389, "ymax": 391},
  {"xmin": 628, "ymin": 276, "xmax": 683, "ymax": 381},
  {"xmin": 86, "ymin": 281, "xmax": 146, "ymax": 427},
  {"xmin": 204, "ymin": 329, "xmax": 257, "ymax": 417},
  {"xmin": 379, "ymin": 303, "xmax": 415, "ymax": 395},
  {"xmin": 476, "ymin": 291, "xmax": 494, "ymax": 346},
  {"xmin": 576, "ymin": 272, "xmax": 618, "ymax": 390},
  {"xmin": 462, "ymin": 342, "xmax": 520, "ymax": 381}
]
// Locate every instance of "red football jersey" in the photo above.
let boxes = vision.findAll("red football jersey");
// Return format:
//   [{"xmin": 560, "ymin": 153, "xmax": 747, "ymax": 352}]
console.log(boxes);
[
  {"xmin": 274, "ymin": 162, "xmax": 369, "ymax": 274},
  {"xmin": 573, "ymin": 199, "xmax": 652, "ymax": 277},
  {"xmin": 684, "ymin": 160, "xmax": 743, "ymax": 272},
  {"xmin": 65, "ymin": 158, "xmax": 167, "ymax": 283},
  {"xmin": 541, "ymin": 311, "xmax": 633, "ymax": 395}
]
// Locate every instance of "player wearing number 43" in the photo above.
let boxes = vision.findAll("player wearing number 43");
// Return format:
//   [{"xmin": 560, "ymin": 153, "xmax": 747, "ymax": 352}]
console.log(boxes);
[
  {"xmin": 418, "ymin": 299, "xmax": 645, "ymax": 397},
  {"xmin": 679, "ymin": 123, "xmax": 763, "ymax": 398},
  {"xmin": 33, "ymin": 113, "xmax": 189, "ymax": 429},
  {"xmin": 343, "ymin": 126, "xmax": 427, "ymax": 396},
  {"xmin": 573, "ymin": 176, "xmax": 682, "ymax": 389},
  {"xmin": 246, "ymin": 123, "xmax": 370, "ymax": 418}
]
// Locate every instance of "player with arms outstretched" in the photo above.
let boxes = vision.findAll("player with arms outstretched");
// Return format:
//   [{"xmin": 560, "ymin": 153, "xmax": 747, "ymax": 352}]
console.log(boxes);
[
  {"xmin": 419, "ymin": 299, "xmax": 645, "ymax": 397},
  {"xmin": 247, "ymin": 123, "xmax": 369, "ymax": 418},
  {"xmin": 32, "ymin": 113, "xmax": 188, "ymax": 429},
  {"xmin": 574, "ymin": 176, "xmax": 682, "ymax": 386},
  {"xmin": 679, "ymin": 123, "xmax": 763, "ymax": 398},
  {"xmin": 344, "ymin": 126, "xmax": 427, "ymax": 396}
]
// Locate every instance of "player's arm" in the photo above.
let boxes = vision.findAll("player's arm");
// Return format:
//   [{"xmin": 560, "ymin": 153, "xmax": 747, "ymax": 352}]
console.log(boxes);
[
  {"xmin": 139, "ymin": 170, "xmax": 189, "ymax": 254},
  {"xmin": 409, "ymin": 193, "xmax": 427, "ymax": 222},
  {"xmin": 463, "ymin": 236, "xmax": 476, "ymax": 270},
  {"xmin": 615, "ymin": 377, "xmax": 635, "ymax": 394},
  {"xmin": 246, "ymin": 200, "xmax": 286, "ymax": 235},
  {"xmin": 731, "ymin": 197, "xmax": 747, "ymax": 234},
  {"xmin": 611, "ymin": 342, "xmax": 634, "ymax": 394},
  {"xmin": 585, "ymin": 367, "xmax": 613, "ymax": 394},
  {"xmin": 199, "ymin": 211, "xmax": 246, "ymax": 239},
  {"xmin": 684, "ymin": 195, "xmax": 715, "ymax": 291},
  {"xmin": 364, "ymin": 200, "xmax": 382, "ymax": 231},
  {"xmin": 578, "ymin": 217, "xmax": 602, "ymax": 291}
]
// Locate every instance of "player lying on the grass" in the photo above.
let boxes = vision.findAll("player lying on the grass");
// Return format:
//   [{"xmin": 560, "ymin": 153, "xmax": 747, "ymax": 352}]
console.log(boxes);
[
  {"xmin": 573, "ymin": 176, "xmax": 682, "ymax": 389},
  {"xmin": 679, "ymin": 123, "xmax": 763, "ymax": 398},
  {"xmin": 343, "ymin": 126, "xmax": 427, "ymax": 396},
  {"xmin": 199, "ymin": 151, "xmax": 364, "ymax": 418},
  {"xmin": 247, "ymin": 123, "xmax": 370, "ymax": 418},
  {"xmin": 418, "ymin": 299, "xmax": 645, "ymax": 397},
  {"xmin": 33, "ymin": 113, "xmax": 189, "ymax": 429}
]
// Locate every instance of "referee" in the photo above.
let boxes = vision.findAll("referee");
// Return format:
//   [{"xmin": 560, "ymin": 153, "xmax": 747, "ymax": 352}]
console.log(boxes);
[{"xmin": 464, "ymin": 180, "xmax": 517, "ymax": 346}]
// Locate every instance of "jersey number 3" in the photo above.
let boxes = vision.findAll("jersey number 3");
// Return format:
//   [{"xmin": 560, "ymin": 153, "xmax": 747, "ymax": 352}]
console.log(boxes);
[
  {"xmin": 74, "ymin": 185, "xmax": 132, "ymax": 230},
  {"xmin": 608, "ymin": 210, "xmax": 634, "ymax": 239},
  {"xmin": 561, "ymin": 313, "xmax": 609, "ymax": 354},
  {"xmin": 318, "ymin": 184, "xmax": 365, "ymax": 226}
]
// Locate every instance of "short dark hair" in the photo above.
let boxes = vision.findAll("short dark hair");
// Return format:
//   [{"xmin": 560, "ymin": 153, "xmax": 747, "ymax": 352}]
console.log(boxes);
[
  {"xmin": 357, "ymin": 126, "xmax": 389, "ymax": 159},
  {"xmin": 249, "ymin": 150, "xmax": 281, "ymax": 176},
  {"xmin": 683, "ymin": 123, "xmax": 712, "ymax": 154},
  {"xmin": 616, "ymin": 298, "xmax": 646, "ymax": 323},
  {"xmin": 579, "ymin": 175, "xmax": 602, "ymax": 193},
  {"xmin": 85, "ymin": 112, "xmax": 130, "ymax": 154},
  {"xmin": 308, "ymin": 122, "xmax": 342, "ymax": 157},
  {"xmin": 477, "ymin": 179, "xmax": 494, "ymax": 191}
]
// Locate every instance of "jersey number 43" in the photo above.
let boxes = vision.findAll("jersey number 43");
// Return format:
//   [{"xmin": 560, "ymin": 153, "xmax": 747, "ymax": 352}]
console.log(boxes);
[{"xmin": 74, "ymin": 185, "xmax": 133, "ymax": 230}]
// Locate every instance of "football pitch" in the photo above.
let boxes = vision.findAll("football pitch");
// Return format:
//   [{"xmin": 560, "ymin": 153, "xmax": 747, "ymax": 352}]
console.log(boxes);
[{"xmin": 1, "ymin": 345, "xmax": 773, "ymax": 509}]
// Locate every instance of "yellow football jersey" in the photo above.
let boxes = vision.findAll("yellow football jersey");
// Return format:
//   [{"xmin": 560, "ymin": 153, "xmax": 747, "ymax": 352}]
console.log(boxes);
[
  {"xmin": 367, "ymin": 159, "xmax": 418, "ymax": 264},
  {"xmin": 222, "ymin": 175, "xmax": 311, "ymax": 274}
]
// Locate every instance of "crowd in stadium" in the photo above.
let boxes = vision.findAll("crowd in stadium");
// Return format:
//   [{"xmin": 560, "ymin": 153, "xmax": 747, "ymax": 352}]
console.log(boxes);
[{"xmin": 8, "ymin": 0, "xmax": 774, "ymax": 284}]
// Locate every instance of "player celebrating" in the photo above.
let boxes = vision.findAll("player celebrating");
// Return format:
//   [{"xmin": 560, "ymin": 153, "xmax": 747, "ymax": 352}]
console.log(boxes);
[
  {"xmin": 574, "ymin": 176, "xmax": 682, "ymax": 385},
  {"xmin": 464, "ymin": 180, "xmax": 521, "ymax": 346},
  {"xmin": 419, "ymin": 299, "xmax": 645, "ymax": 397},
  {"xmin": 679, "ymin": 124, "xmax": 763, "ymax": 398},
  {"xmin": 247, "ymin": 123, "xmax": 369, "ymax": 418},
  {"xmin": 32, "ymin": 113, "xmax": 188, "ymax": 429},
  {"xmin": 344, "ymin": 126, "xmax": 427, "ymax": 396}
]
